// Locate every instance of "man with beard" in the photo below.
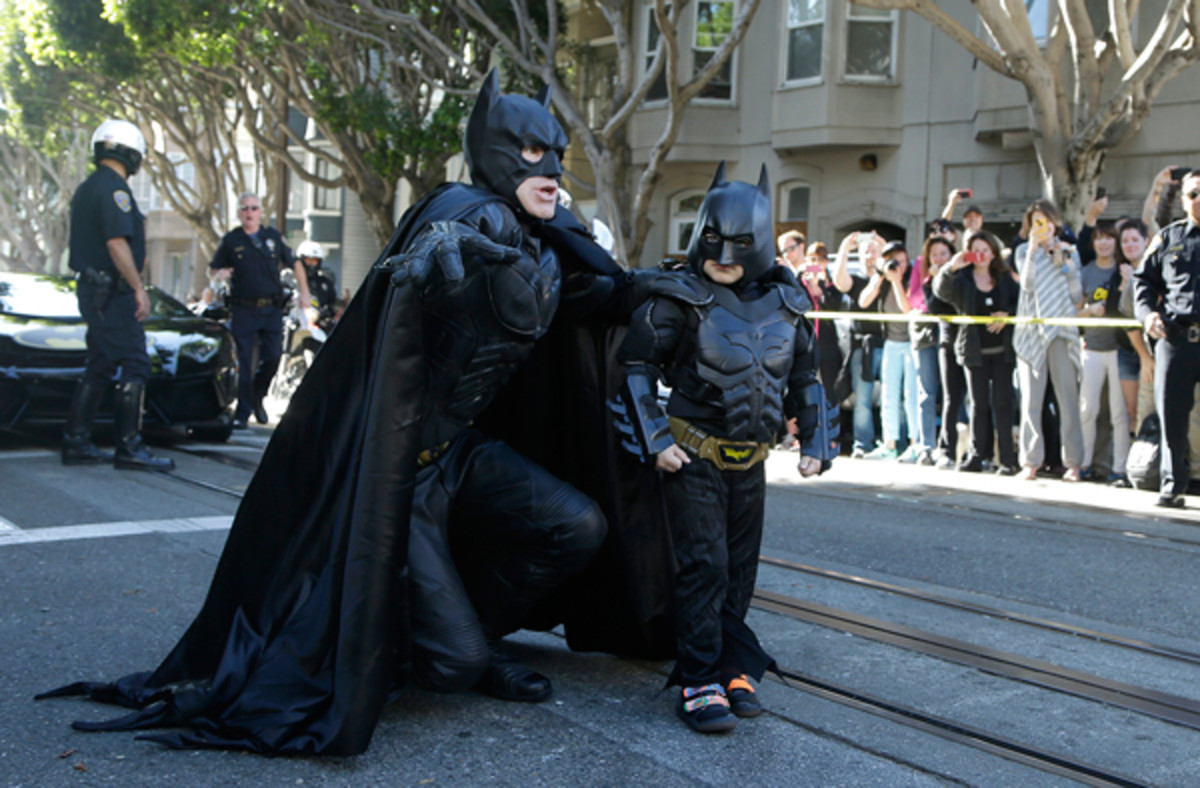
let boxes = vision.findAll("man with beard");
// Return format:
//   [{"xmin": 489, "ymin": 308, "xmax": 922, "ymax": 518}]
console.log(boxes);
[
  {"xmin": 615, "ymin": 163, "xmax": 838, "ymax": 733},
  {"xmin": 39, "ymin": 70, "xmax": 667, "ymax": 756}
]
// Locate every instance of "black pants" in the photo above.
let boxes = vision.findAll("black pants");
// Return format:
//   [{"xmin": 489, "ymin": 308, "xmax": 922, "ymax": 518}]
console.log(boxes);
[
  {"xmin": 937, "ymin": 344, "xmax": 966, "ymax": 458},
  {"xmin": 664, "ymin": 457, "xmax": 772, "ymax": 687},
  {"xmin": 966, "ymin": 354, "xmax": 1016, "ymax": 467},
  {"xmin": 1155, "ymin": 335, "xmax": 1200, "ymax": 495},
  {"xmin": 230, "ymin": 304, "xmax": 283, "ymax": 420},
  {"xmin": 407, "ymin": 429, "xmax": 607, "ymax": 692},
  {"xmin": 77, "ymin": 281, "xmax": 150, "ymax": 385}
]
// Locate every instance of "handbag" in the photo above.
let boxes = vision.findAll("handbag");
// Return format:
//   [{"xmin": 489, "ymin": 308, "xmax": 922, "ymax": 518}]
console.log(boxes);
[{"xmin": 1126, "ymin": 414, "xmax": 1161, "ymax": 492}]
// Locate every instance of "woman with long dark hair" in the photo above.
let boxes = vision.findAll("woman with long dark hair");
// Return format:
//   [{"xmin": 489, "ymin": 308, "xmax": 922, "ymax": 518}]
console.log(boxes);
[
  {"xmin": 921, "ymin": 235, "xmax": 964, "ymax": 467},
  {"xmin": 933, "ymin": 230, "xmax": 1020, "ymax": 473}
]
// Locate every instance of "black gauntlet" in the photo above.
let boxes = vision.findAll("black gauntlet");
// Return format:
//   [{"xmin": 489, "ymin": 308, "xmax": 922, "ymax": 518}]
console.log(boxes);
[
  {"xmin": 611, "ymin": 365, "xmax": 674, "ymax": 461},
  {"xmin": 796, "ymin": 381, "xmax": 839, "ymax": 471}
]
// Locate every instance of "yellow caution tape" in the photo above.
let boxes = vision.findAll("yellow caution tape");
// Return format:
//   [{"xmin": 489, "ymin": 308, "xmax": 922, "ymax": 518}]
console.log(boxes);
[{"xmin": 804, "ymin": 311, "xmax": 1142, "ymax": 328}]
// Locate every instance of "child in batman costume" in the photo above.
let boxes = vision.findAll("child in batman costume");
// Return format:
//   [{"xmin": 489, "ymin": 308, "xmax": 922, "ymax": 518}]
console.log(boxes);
[
  {"xmin": 37, "ymin": 70, "xmax": 674, "ymax": 755},
  {"xmin": 615, "ymin": 163, "xmax": 839, "ymax": 733}
]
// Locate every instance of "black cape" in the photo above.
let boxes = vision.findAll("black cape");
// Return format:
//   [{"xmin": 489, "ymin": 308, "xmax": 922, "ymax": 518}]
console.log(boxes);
[{"xmin": 39, "ymin": 184, "xmax": 674, "ymax": 755}]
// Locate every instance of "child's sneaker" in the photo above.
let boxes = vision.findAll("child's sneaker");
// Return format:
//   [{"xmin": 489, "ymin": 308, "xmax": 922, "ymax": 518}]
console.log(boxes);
[
  {"xmin": 725, "ymin": 675, "xmax": 763, "ymax": 718},
  {"xmin": 678, "ymin": 683, "xmax": 738, "ymax": 733}
]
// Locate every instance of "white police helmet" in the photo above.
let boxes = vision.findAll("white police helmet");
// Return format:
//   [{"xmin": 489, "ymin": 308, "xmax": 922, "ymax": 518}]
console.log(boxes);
[
  {"xmin": 296, "ymin": 240, "xmax": 325, "ymax": 261},
  {"xmin": 91, "ymin": 119, "xmax": 146, "ymax": 176}
]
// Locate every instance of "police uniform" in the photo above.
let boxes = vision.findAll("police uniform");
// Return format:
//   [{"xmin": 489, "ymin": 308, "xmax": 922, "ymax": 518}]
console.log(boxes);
[
  {"xmin": 69, "ymin": 166, "xmax": 151, "ymax": 385},
  {"xmin": 1133, "ymin": 218, "xmax": 1200, "ymax": 500},
  {"xmin": 210, "ymin": 224, "xmax": 295, "ymax": 423}
]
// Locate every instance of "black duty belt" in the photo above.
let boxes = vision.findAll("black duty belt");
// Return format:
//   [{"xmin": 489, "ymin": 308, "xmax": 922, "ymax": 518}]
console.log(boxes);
[
  {"xmin": 668, "ymin": 417, "xmax": 770, "ymax": 471},
  {"xmin": 231, "ymin": 296, "xmax": 278, "ymax": 308}
]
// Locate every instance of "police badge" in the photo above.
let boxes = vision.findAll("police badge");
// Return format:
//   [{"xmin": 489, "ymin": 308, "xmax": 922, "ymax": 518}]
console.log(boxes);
[{"xmin": 113, "ymin": 191, "xmax": 132, "ymax": 213}]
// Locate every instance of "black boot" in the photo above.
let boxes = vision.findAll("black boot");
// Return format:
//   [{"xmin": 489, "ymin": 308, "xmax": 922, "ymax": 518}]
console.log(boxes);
[
  {"xmin": 112, "ymin": 380, "xmax": 175, "ymax": 471},
  {"xmin": 62, "ymin": 379, "xmax": 114, "ymax": 465},
  {"xmin": 473, "ymin": 649, "xmax": 553, "ymax": 703}
]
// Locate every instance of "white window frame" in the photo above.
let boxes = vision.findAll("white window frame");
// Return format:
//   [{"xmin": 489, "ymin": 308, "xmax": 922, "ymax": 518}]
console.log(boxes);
[
  {"xmin": 669, "ymin": 190, "xmax": 707, "ymax": 255},
  {"xmin": 312, "ymin": 158, "xmax": 342, "ymax": 212},
  {"xmin": 642, "ymin": 2, "xmax": 669, "ymax": 105},
  {"xmin": 782, "ymin": 0, "xmax": 825, "ymax": 86},
  {"xmin": 691, "ymin": 0, "xmax": 737, "ymax": 105},
  {"xmin": 843, "ymin": 3, "xmax": 897, "ymax": 83}
]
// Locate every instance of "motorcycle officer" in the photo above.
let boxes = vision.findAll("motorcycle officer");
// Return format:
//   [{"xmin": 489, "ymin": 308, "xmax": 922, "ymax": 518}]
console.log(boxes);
[{"xmin": 61, "ymin": 119, "xmax": 174, "ymax": 472}]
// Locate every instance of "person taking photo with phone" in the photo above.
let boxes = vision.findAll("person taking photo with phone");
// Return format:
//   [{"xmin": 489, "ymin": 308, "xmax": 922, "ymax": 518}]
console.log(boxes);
[
  {"xmin": 934, "ymin": 230, "xmax": 1019, "ymax": 474},
  {"xmin": 1013, "ymin": 200, "xmax": 1086, "ymax": 482}
]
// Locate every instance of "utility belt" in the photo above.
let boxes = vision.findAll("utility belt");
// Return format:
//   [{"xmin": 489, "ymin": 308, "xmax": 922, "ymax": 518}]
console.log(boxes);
[
  {"xmin": 230, "ymin": 294, "xmax": 285, "ymax": 308},
  {"xmin": 668, "ymin": 417, "xmax": 770, "ymax": 471},
  {"xmin": 416, "ymin": 440, "xmax": 452, "ymax": 468}
]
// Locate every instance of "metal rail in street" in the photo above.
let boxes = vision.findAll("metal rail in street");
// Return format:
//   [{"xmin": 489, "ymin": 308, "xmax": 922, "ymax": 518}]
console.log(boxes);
[{"xmin": 761, "ymin": 554, "xmax": 1200, "ymax": 666}]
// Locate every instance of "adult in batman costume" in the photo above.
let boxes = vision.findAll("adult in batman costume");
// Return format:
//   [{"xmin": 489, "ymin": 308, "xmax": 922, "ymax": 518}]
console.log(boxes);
[
  {"xmin": 38, "ymin": 70, "xmax": 674, "ymax": 756},
  {"xmin": 615, "ymin": 163, "xmax": 838, "ymax": 733}
]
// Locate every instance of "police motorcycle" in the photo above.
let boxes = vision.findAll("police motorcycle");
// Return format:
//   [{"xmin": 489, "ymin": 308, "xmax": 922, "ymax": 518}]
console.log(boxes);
[{"xmin": 268, "ymin": 259, "xmax": 337, "ymax": 405}]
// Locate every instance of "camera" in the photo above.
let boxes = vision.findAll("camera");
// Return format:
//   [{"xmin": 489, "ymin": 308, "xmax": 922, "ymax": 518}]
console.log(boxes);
[
  {"xmin": 957, "ymin": 188, "xmax": 972, "ymax": 199},
  {"xmin": 1171, "ymin": 166, "xmax": 1192, "ymax": 181},
  {"xmin": 877, "ymin": 258, "xmax": 901, "ymax": 274},
  {"xmin": 962, "ymin": 251, "xmax": 983, "ymax": 264}
]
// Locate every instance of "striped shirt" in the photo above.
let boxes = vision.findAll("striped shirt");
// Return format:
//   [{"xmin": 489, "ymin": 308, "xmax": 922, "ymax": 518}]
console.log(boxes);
[{"xmin": 1013, "ymin": 242, "xmax": 1083, "ymax": 370}]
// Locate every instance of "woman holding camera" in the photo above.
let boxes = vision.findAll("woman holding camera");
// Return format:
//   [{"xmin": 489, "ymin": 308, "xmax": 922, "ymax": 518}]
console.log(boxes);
[
  {"xmin": 933, "ymin": 231, "xmax": 1020, "ymax": 473},
  {"xmin": 1013, "ymin": 200, "xmax": 1085, "ymax": 482},
  {"xmin": 857, "ymin": 240, "xmax": 920, "ymax": 460}
]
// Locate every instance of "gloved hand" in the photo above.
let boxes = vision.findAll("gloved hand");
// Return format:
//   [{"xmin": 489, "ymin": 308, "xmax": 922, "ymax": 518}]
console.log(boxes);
[{"xmin": 388, "ymin": 221, "xmax": 522, "ymax": 293}]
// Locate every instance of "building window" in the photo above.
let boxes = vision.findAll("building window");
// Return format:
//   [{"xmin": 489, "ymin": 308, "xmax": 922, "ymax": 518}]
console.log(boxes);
[
  {"xmin": 786, "ymin": 0, "xmax": 824, "ymax": 82},
  {"xmin": 694, "ymin": 1, "xmax": 735, "ymax": 101},
  {"xmin": 313, "ymin": 158, "xmax": 341, "ymax": 211},
  {"xmin": 1025, "ymin": 0, "xmax": 1050, "ymax": 41},
  {"xmin": 670, "ymin": 191, "xmax": 706, "ymax": 255},
  {"xmin": 845, "ymin": 4, "xmax": 895, "ymax": 80},
  {"xmin": 644, "ymin": 3, "xmax": 669, "ymax": 101},
  {"xmin": 785, "ymin": 184, "xmax": 810, "ymax": 222}
]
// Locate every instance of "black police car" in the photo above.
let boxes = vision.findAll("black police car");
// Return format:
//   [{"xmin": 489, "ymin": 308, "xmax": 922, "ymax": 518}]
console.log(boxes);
[{"xmin": 0, "ymin": 271, "xmax": 237, "ymax": 441}]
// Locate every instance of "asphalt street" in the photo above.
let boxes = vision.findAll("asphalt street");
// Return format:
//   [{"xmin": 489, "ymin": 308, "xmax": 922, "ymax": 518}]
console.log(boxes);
[{"xmin": 2, "ymin": 423, "xmax": 1199, "ymax": 787}]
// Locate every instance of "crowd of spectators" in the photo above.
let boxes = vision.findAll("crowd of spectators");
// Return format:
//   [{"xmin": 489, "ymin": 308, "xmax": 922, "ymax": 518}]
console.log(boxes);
[{"xmin": 778, "ymin": 168, "xmax": 1193, "ymax": 502}]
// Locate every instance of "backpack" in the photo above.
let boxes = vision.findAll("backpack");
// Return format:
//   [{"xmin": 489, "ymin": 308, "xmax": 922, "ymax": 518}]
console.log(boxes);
[{"xmin": 1126, "ymin": 414, "xmax": 1161, "ymax": 492}]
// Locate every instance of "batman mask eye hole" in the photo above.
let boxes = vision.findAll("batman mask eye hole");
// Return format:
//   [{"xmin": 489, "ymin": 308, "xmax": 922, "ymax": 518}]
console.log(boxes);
[
  {"xmin": 733, "ymin": 235, "xmax": 754, "ymax": 248},
  {"xmin": 521, "ymin": 146, "xmax": 546, "ymax": 163},
  {"xmin": 702, "ymin": 229, "xmax": 721, "ymax": 244}
]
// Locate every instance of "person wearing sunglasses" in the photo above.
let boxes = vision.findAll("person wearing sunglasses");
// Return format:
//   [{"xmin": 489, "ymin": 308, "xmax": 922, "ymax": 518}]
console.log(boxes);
[
  {"xmin": 209, "ymin": 192, "xmax": 310, "ymax": 428},
  {"xmin": 1133, "ymin": 168, "xmax": 1200, "ymax": 508}
]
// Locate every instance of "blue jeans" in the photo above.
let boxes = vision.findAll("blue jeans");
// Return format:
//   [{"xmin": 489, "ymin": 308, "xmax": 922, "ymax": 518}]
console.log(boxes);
[
  {"xmin": 850, "ymin": 343, "xmax": 881, "ymax": 451},
  {"xmin": 911, "ymin": 344, "xmax": 940, "ymax": 451},
  {"xmin": 881, "ymin": 339, "xmax": 917, "ymax": 447}
]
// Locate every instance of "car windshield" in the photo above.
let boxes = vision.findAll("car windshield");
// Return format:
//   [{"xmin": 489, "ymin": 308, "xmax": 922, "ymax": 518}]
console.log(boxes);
[
  {"xmin": 0, "ymin": 274, "xmax": 193, "ymax": 319},
  {"xmin": 0, "ymin": 275, "xmax": 80, "ymax": 318}
]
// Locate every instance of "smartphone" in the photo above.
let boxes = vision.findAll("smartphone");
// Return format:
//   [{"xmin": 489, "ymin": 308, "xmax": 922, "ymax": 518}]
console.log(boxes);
[
  {"xmin": 962, "ymin": 251, "xmax": 983, "ymax": 263},
  {"xmin": 1095, "ymin": 186, "xmax": 1107, "ymax": 200},
  {"xmin": 1170, "ymin": 166, "xmax": 1192, "ymax": 181},
  {"xmin": 957, "ymin": 188, "xmax": 973, "ymax": 199},
  {"xmin": 805, "ymin": 265, "xmax": 823, "ymax": 274}
]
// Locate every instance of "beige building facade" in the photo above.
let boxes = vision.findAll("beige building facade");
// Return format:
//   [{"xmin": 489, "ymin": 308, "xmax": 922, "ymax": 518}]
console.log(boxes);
[{"xmin": 585, "ymin": 0, "xmax": 1200, "ymax": 268}]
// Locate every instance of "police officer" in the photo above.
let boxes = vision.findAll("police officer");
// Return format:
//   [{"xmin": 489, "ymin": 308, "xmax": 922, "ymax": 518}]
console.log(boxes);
[
  {"xmin": 210, "ymin": 192, "xmax": 310, "ymax": 428},
  {"xmin": 61, "ymin": 119, "xmax": 174, "ymax": 472},
  {"xmin": 295, "ymin": 239, "xmax": 338, "ymax": 315},
  {"xmin": 1134, "ymin": 167, "xmax": 1200, "ymax": 508}
]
